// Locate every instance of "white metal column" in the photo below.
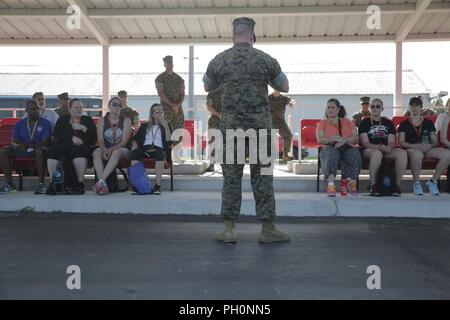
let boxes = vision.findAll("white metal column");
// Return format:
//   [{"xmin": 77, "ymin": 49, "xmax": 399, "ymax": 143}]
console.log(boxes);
[
  {"xmin": 394, "ymin": 42, "xmax": 403, "ymax": 116},
  {"xmin": 102, "ymin": 45, "xmax": 110, "ymax": 115}
]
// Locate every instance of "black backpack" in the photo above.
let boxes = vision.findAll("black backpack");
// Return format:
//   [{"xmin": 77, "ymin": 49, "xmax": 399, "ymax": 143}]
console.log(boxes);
[
  {"xmin": 377, "ymin": 159, "xmax": 396, "ymax": 196},
  {"xmin": 100, "ymin": 167, "xmax": 129, "ymax": 193},
  {"xmin": 46, "ymin": 156, "xmax": 79, "ymax": 195}
]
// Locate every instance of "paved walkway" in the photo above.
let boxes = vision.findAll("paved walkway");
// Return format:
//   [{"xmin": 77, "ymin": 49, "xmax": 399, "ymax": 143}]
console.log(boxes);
[{"xmin": 1, "ymin": 214, "xmax": 449, "ymax": 299}]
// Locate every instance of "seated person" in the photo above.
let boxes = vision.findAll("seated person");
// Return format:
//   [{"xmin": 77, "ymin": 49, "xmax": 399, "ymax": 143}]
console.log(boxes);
[
  {"xmin": 92, "ymin": 97, "xmax": 131, "ymax": 195},
  {"xmin": 0, "ymin": 100, "xmax": 52, "ymax": 194},
  {"xmin": 398, "ymin": 96, "xmax": 450, "ymax": 196},
  {"xmin": 436, "ymin": 98, "xmax": 450, "ymax": 148},
  {"xmin": 316, "ymin": 98, "xmax": 362, "ymax": 197},
  {"xmin": 129, "ymin": 103, "xmax": 172, "ymax": 195},
  {"xmin": 359, "ymin": 98, "xmax": 407, "ymax": 196},
  {"xmin": 24, "ymin": 92, "xmax": 59, "ymax": 129},
  {"xmin": 46, "ymin": 99, "xmax": 97, "ymax": 195}
]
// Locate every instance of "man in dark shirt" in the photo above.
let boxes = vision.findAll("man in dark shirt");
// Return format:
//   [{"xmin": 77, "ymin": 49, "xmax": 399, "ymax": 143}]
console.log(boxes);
[
  {"xmin": 359, "ymin": 98, "xmax": 407, "ymax": 196},
  {"xmin": 0, "ymin": 100, "xmax": 52, "ymax": 194}
]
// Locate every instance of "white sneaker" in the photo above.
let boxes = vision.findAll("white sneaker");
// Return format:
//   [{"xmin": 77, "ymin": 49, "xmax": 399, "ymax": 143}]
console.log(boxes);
[
  {"xmin": 413, "ymin": 181, "xmax": 424, "ymax": 196},
  {"xmin": 426, "ymin": 180, "xmax": 440, "ymax": 196}
]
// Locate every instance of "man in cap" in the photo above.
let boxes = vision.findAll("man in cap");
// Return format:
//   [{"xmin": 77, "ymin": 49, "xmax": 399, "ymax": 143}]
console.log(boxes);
[
  {"xmin": 54, "ymin": 92, "xmax": 70, "ymax": 117},
  {"xmin": 205, "ymin": 88, "xmax": 223, "ymax": 172},
  {"xmin": 155, "ymin": 55, "xmax": 185, "ymax": 163},
  {"xmin": 352, "ymin": 96, "xmax": 371, "ymax": 128},
  {"xmin": 268, "ymin": 90, "xmax": 296, "ymax": 161},
  {"xmin": 203, "ymin": 17, "xmax": 290, "ymax": 243},
  {"xmin": 117, "ymin": 90, "xmax": 141, "ymax": 133}
]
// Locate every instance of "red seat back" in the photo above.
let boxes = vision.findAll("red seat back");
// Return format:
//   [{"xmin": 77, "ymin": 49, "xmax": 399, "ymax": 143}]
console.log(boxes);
[
  {"xmin": 301, "ymin": 126, "xmax": 319, "ymax": 149},
  {"xmin": 300, "ymin": 119, "xmax": 320, "ymax": 128},
  {"xmin": 0, "ymin": 125, "xmax": 14, "ymax": 147},
  {"xmin": 0, "ymin": 118, "xmax": 21, "ymax": 126}
]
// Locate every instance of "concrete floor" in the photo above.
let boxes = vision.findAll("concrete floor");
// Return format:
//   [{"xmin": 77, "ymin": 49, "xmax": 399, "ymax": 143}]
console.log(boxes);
[{"xmin": 1, "ymin": 213, "xmax": 449, "ymax": 299}]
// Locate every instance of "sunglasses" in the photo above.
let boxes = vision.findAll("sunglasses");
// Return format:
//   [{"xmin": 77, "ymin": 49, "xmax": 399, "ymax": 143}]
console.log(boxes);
[
  {"xmin": 370, "ymin": 105, "xmax": 382, "ymax": 109},
  {"xmin": 110, "ymin": 102, "xmax": 122, "ymax": 107}
]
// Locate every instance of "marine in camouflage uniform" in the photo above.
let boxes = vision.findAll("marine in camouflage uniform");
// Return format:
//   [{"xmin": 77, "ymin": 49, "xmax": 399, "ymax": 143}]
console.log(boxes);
[
  {"xmin": 54, "ymin": 92, "xmax": 70, "ymax": 117},
  {"xmin": 206, "ymin": 88, "xmax": 222, "ymax": 171},
  {"xmin": 268, "ymin": 91, "xmax": 294, "ymax": 158},
  {"xmin": 204, "ymin": 17, "xmax": 290, "ymax": 243},
  {"xmin": 155, "ymin": 56, "xmax": 185, "ymax": 147},
  {"xmin": 352, "ymin": 96, "xmax": 371, "ymax": 128}
]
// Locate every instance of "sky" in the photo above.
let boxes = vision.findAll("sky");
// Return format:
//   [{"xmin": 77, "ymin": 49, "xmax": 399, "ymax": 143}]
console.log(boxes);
[{"xmin": 0, "ymin": 41, "xmax": 449, "ymax": 98}]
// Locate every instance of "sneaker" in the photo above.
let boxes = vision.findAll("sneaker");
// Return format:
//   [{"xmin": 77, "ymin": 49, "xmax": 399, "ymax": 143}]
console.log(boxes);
[
  {"xmin": 340, "ymin": 179, "xmax": 348, "ymax": 196},
  {"xmin": 153, "ymin": 184, "xmax": 161, "ymax": 195},
  {"xmin": 413, "ymin": 181, "xmax": 424, "ymax": 196},
  {"xmin": 370, "ymin": 184, "xmax": 380, "ymax": 196},
  {"xmin": 98, "ymin": 180, "xmax": 109, "ymax": 195},
  {"xmin": 34, "ymin": 182, "xmax": 46, "ymax": 195},
  {"xmin": 426, "ymin": 180, "xmax": 440, "ymax": 196},
  {"xmin": 326, "ymin": 184, "xmax": 336, "ymax": 197},
  {"xmin": 0, "ymin": 183, "xmax": 16, "ymax": 194},
  {"xmin": 349, "ymin": 181, "xmax": 359, "ymax": 196},
  {"xmin": 392, "ymin": 184, "xmax": 401, "ymax": 197},
  {"xmin": 94, "ymin": 180, "xmax": 103, "ymax": 194}
]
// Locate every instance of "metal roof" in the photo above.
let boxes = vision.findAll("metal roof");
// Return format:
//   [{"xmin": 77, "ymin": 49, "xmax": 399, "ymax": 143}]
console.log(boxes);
[
  {"xmin": 0, "ymin": 70, "xmax": 430, "ymax": 96},
  {"xmin": 0, "ymin": 0, "xmax": 449, "ymax": 45}
]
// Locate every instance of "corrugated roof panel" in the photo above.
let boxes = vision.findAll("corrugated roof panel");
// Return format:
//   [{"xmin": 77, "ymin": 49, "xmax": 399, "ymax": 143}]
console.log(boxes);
[
  {"xmin": 310, "ymin": 16, "xmax": 329, "ymax": 36},
  {"xmin": 120, "ymin": 19, "xmax": 146, "ymax": 38},
  {"xmin": 103, "ymin": 19, "xmax": 128, "ymax": 38},
  {"xmin": 134, "ymin": 18, "xmax": 161, "ymax": 38},
  {"xmin": 164, "ymin": 18, "xmax": 188, "ymax": 38},
  {"xmin": 182, "ymin": 17, "xmax": 204, "ymax": 37},
  {"xmin": 87, "ymin": 0, "xmax": 114, "ymax": 9},
  {"xmin": 411, "ymin": 12, "xmax": 448, "ymax": 34},
  {"xmin": 437, "ymin": 13, "xmax": 450, "ymax": 33},
  {"xmin": 200, "ymin": 17, "xmax": 219, "ymax": 37},
  {"xmin": 106, "ymin": 0, "xmax": 131, "ymax": 9},
  {"xmin": 35, "ymin": 0, "xmax": 62, "ymax": 9},
  {"xmin": 326, "ymin": 16, "xmax": 347, "ymax": 36}
]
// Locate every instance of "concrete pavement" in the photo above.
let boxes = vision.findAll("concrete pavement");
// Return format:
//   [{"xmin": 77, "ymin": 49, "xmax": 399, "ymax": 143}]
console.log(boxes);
[{"xmin": 0, "ymin": 213, "xmax": 449, "ymax": 299}]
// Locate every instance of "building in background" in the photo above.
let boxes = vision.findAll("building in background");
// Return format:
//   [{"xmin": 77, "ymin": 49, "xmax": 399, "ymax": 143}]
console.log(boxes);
[{"xmin": 0, "ymin": 70, "xmax": 431, "ymax": 135}]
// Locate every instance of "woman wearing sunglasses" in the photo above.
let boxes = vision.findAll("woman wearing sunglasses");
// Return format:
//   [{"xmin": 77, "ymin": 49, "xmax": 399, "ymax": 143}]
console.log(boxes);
[
  {"xmin": 359, "ymin": 98, "xmax": 407, "ymax": 196},
  {"xmin": 92, "ymin": 96, "xmax": 132, "ymax": 195}
]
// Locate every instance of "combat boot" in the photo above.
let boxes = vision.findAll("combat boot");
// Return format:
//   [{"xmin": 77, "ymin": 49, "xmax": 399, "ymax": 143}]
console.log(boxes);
[
  {"xmin": 215, "ymin": 220, "xmax": 237, "ymax": 243},
  {"xmin": 258, "ymin": 221, "xmax": 290, "ymax": 243}
]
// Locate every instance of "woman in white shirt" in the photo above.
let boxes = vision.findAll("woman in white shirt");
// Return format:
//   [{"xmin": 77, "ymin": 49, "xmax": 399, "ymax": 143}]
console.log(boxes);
[{"xmin": 129, "ymin": 103, "xmax": 173, "ymax": 195}]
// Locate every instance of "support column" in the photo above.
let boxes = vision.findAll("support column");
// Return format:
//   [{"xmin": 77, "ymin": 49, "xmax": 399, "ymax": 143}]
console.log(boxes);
[
  {"xmin": 188, "ymin": 45, "xmax": 197, "ymax": 161},
  {"xmin": 394, "ymin": 42, "xmax": 403, "ymax": 116},
  {"xmin": 102, "ymin": 45, "xmax": 110, "ymax": 115}
]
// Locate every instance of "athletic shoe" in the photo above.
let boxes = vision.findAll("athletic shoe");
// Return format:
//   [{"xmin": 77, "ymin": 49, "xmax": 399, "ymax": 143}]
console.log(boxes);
[
  {"xmin": 413, "ymin": 181, "xmax": 424, "ymax": 196},
  {"xmin": 153, "ymin": 184, "xmax": 161, "ymax": 195},
  {"xmin": 426, "ymin": 180, "xmax": 440, "ymax": 196},
  {"xmin": 349, "ymin": 181, "xmax": 359, "ymax": 196},
  {"xmin": 370, "ymin": 184, "xmax": 380, "ymax": 196},
  {"xmin": 0, "ymin": 183, "xmax": 16, "ymax": 194},
  {"xmin": 326, "ymin": 184, "xmax": 336, "ymax": 197},
  {"xmin": 34, "ymin": 182, "xmax": 46, "ymax": 195},
  {"xmin": 392, "ymin": 184, "xmax": 401, "ymax": 197}
]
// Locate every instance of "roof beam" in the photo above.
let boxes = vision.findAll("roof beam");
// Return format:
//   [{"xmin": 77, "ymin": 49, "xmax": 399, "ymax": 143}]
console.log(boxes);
[
  {"xmin": 1, "ymin": 3, "xmax": 449, "ymax": 19},
  {"xmin": 2, "ymin": 33, "xmax": 449, "ymax": 46},
  {"xmin": 396, "ymin": 0, "xmax": 433, "ymax": 42},
  {"xmin": 66, "ymin": 0, "xmax": 109, "ymax": 45}
]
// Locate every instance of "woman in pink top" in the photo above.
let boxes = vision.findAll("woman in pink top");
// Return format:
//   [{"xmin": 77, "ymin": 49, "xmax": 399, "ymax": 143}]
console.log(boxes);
[{"xmin": 316, "ymin": 98, "xmax": 362, "ymax": 197}]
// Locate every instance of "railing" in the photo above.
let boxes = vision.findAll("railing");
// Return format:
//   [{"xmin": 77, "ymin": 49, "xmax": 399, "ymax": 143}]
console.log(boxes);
[{"xmin": 0, "ymin": 107, "xmax": 104, "ymax": 118}]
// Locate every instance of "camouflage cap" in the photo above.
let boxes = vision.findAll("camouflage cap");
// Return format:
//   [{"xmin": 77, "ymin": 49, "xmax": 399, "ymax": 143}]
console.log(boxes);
[
  {"xmin": 117, "ymin": 90, "xmax": 127, "ymax": 97},
  {"xmin": 163, "ymin": 55, "xmax": 173, "ymax": 64},
  {"xmin": 232, "ymin": 17, "xmax": 256, "ymax": 31},
  {"xmin": 57, "ymin": 92, "xmax": 69, "ymax": 101},
  {"xmin": 360, "ymin": 96, "xmax": 370, "ymax": 104}
]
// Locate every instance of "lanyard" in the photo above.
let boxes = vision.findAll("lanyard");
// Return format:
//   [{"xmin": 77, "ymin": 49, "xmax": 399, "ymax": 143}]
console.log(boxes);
[
  {"xmin": 409, "ymin": 117, "xmax": 423, "ymax": 140},
  {"xmin": 27, "ymin": 119, "xmax": 38, "ymax": 142},
  {"xmin": 151, "ymin": 125, "xmax": 161, "ymax": 148}
]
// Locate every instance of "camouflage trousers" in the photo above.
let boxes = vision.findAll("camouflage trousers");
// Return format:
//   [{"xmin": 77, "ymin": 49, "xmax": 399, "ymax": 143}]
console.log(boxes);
[
  {"xmin": 221, "ymin": 129, "xmax": 276, "ymax": 222},
  {"xmin": 208, "ymin": 115, "xmax": 220, "ymax": 163},
  {"xmin": 272, "ymin": 117, "xmax": 292, "ymax": 155},
  {"xmin": 163, "ymin": 104, "xmax": 185, "ymax": 146}
]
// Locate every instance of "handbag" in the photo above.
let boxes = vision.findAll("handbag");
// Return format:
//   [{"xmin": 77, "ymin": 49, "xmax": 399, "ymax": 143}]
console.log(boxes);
[{"xmin": 127, "ymin": 162, "xmax": 153, "ymax": 195}]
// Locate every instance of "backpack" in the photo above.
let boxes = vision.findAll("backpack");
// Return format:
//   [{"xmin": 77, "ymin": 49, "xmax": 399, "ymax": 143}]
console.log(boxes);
[
  {"xmin": 128, "ymin": 162, "xmax": 153, "ymax": 195},
  {"xmin": 46, "ymin": 156, "xmax": 78, "ymax": 195},
  {"xmin": 377, "ymin": 159, "xmax": 396, "ymax": 196},
  {"xmin": 104, "ymin": 168, "xmax": 129, "ymax": 193}
]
